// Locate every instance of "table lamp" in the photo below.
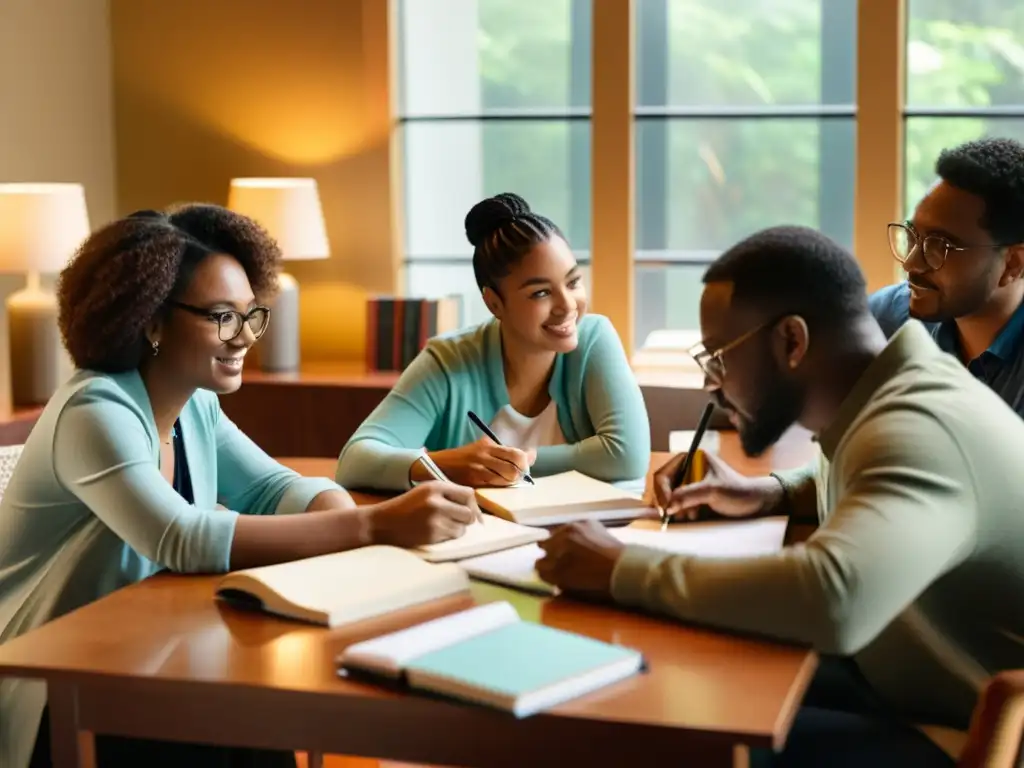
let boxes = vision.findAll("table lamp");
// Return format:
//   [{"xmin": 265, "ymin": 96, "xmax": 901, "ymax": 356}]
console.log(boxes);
[
  {"xmin": 227, "ymin": 178, "xmax": 330, "ymax": 372},
  {"xmin": 0, "ymin": 183, "xmax": 90, "ymax": 406}
]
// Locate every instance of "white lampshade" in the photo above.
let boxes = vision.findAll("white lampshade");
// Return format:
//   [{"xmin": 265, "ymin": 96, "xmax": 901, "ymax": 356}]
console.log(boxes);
[
  {"xmin": 0, "ymin": 183, "xmax": 91, "ymax": 274},
  {"xmin": 227, "ymin": 178, "xmax": 330, "ymax": 261}
]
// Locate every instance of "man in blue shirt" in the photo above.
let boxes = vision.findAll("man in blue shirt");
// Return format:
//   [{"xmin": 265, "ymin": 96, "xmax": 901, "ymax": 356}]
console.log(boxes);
[{"xmin": 870, "ymin": 137, "xmax": 1024, "ymax": 416}]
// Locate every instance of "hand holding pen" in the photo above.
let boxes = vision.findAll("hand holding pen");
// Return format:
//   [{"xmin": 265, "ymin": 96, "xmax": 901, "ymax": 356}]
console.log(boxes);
[
  {"xmin": 467, "ymin": 410, "xmax": 535, "ymax": 485},
  {"xmin": 653, "ymin": 402, "xmax": 713, "ymax": 531},
  {"xmin": 651, "ymin": 403, "xmax": 787, "ymax": 527},
  {"xmin": 409, "ymin": 425, "xmax": 535, "ymax": 488}
]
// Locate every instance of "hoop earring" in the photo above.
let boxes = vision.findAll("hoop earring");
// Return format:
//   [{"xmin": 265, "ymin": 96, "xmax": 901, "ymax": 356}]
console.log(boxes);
[{"xmin": 151, "ymin": 340, "xmax": 160, "ymax": 357}]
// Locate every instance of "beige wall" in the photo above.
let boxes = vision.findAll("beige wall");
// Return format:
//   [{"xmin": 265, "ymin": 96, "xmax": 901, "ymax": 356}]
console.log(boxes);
[
  {"xmin": 0, "ymin": 0, "xmax": 117, "ymax": 409},
  {"xmin": 110, "ymin": 0, "xmax": 398, "ymax": 362}
]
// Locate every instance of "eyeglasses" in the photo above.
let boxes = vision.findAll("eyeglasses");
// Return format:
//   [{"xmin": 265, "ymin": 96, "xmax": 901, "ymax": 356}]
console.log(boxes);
[
  {"xmin": 887, "ymin": 221, "xmax": 1011, "ymax": 271},
  {"xmin": 172, "ymin": 302, "xmax": 271, "ymax": 342},
  {"xmin": 688, "ymin": 319, "xmax": 774, "ymax": 386}
]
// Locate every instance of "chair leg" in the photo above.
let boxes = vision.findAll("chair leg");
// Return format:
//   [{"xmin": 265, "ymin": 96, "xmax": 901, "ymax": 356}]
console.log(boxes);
[{"xmin": 307, "ymin": 751, "xmax": 324, "ymax": 768}]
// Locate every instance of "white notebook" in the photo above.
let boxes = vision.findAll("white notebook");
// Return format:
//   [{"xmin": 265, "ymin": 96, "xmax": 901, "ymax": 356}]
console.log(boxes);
[
  {"xmin": 413, "ymin": 514, "xmax": 548, "ymax": 562},
  {"xmin": 459, "ymin": 517, "xmax": 788, "ymax": 596},
  {"xmin": 338, "ymin": 601, "xmax": 644, "ymax": 718},
  {"xmin": 475, "ymin": 470, "xmax": 653, "ymax": 527}
]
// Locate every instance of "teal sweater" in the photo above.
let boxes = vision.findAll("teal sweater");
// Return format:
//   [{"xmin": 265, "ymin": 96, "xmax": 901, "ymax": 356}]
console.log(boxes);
[
  {"xmin": 336, "ymin": 314, "xmax": 651, "ymax": 491},
  {"xmin": 0, "ymin": 368, "xmax": 341, "ymax": 768}
]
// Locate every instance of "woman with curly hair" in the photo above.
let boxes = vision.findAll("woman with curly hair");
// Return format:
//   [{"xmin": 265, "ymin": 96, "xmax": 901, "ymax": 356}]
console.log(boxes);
[
  {"xmin": 0, "ymin": 204, "xmax": 478, "ymax": 768},
  {"xmin": 336, "ymin": 192, "xmax": 650, "ymax": 492}
]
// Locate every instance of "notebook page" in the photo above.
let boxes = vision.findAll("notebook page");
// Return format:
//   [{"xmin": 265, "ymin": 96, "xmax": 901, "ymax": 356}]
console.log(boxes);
[
  {"xmin": 227, "ymin": 546, "xmax": 460, "ymax": 619},
  {"xmin": 478, "ymin": 471, "xmax": 645, "ymax": 513},
  {"xmin": 416, "ymin": 515, "xmax": 548, "ymax": 562},
  {"xmin": 460, "ymin": 544, "xmax": 556, "ymax": 596},
  {"xmin": 339, "ymin": 601, "xmax": 519, "ymax": 677},
  {"xmin": 612, "ymin": 517, "xmax": 787, "ymax": 557}
]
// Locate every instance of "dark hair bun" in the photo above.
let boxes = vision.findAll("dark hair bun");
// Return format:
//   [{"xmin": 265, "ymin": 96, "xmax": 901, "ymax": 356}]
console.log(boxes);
[
  {"xmin": 126, "ymin": 209, "xmax": 167, "ymax": 220},
  {"xmin": 465, "ymin": 192, "xmax": 531, "ymax": 247}
]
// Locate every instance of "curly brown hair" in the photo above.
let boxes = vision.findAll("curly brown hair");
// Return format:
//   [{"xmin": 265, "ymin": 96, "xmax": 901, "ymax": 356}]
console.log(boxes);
[{"xmin": 58, "ymin": 203, "xmax": 281, "ymax": 372}]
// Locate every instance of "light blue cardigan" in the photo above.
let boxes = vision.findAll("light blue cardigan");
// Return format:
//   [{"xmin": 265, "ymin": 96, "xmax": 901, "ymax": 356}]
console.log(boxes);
[
  {"xmin": 336, "ymin": 313, "xmax": 651, "ymax": 491},
  {"xmin": 0, "ymin": 368, "xmax": 340, "ymax": 768}
]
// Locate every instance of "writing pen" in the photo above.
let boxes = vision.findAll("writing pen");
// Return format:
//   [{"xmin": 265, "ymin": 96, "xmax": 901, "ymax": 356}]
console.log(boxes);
[
  {"xmin": 416, "ymin": 452, "xmax": 483, "ymax": 524},
  {"xmin": 661, "ymin": 401, "xmax": 715, "ymax": 531},
  {"xmin": 466, "ymin": 410, "xmax": 535, "ymax": 485}
]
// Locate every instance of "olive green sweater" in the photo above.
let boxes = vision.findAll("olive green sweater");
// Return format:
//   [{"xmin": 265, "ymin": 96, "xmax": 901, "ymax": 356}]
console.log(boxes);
[{"xmin": 611, "ymin": 321, "xmax": 1024, "ymax": 728}]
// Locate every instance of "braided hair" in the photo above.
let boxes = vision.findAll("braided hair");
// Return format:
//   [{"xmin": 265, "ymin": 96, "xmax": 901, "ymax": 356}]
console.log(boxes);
[{"xmin": 464, "ymin": 193, "xmax": 564, "ymax": 293}]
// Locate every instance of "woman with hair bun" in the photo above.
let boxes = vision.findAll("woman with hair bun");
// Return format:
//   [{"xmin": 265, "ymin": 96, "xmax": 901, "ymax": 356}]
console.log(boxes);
[{"xmin": 337, "ymin": 192, "xmax": 650, "ymax": 491}]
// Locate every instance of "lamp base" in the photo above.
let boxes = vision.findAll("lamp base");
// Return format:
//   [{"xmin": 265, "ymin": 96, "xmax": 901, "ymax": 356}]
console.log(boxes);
[
  {"xmin": 8, "ymin": 285, "xmax": 63, "ymax": 407},
  {"xmin": 259, "ymin": 272, "xmax": 300, "ymax": 372}
]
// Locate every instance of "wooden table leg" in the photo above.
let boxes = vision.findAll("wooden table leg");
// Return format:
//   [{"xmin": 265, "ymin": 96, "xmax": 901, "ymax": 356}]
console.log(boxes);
[{"xmin": 48, "ymin": 681, "xmax": 96, "ymax": 768}]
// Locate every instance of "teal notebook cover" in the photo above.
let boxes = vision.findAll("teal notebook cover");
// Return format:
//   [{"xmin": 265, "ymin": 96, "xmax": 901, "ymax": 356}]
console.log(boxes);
[{"xmin": 404, "ymin": 621, "xmax": 642, "ymax": 698}]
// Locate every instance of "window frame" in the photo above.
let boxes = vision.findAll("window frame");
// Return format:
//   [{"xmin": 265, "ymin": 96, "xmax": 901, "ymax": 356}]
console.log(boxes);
[
  {"xmin": 374, "ymin": 0, "xmax": 917, "ymax": 357},
  {"xmin": 394, "ymin": 0, "xmax": 594, "ymax": 282}
]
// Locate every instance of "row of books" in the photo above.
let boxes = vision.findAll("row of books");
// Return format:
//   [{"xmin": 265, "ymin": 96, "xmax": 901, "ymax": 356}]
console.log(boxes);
[{"xmin": 365, "ymin": 296, "xmax": 463, "ymax": 372}]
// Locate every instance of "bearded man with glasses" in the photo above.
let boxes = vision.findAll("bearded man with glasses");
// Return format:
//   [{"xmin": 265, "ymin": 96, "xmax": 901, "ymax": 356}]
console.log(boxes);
[
  {"xmin": 536, "ymin": 225, "xmax": 1024, "ymax": 766},
  {"xmin": 870, "ymin": 137, "xmax": 1024, "ymax": 416}
]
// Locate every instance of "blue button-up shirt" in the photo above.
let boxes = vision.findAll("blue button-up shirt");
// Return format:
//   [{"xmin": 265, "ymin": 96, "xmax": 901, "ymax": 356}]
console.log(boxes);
[{"xmin": 870, "ymin": 281, "xmax": 1024, "ymax": 417}]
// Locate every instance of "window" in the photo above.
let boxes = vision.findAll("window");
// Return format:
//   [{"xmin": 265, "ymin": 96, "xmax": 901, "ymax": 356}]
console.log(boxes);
[
  {"xmin": 904, "ymin": 0, "xmax": 1024, "ymax": 213},
  {"xmin": 397, "ymin": 0, "xmax": 592, "ymax": 327},
  {"xmin": 632, "ymin": 0, "xmax": 857, "ymax": 345}
]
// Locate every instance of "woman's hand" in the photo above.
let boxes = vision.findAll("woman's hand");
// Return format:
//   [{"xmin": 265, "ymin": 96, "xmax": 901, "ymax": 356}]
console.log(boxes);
[
  {"xmin": 413, "ymin": 438, "xmax": 536, "ymax": 488},
  {"xmin": 365, "ymin": 481, "xmax": 481, "ymax": 547}
]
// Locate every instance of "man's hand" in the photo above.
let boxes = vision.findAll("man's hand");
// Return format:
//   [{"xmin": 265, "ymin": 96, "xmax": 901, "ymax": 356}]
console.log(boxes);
[
  {"xmin": 651, "ymin": 450, "xmax": 785, "ymax": 522},
  {"xmin": 536, "ymin": 520, "xmax": 626, "ymax": 599}
]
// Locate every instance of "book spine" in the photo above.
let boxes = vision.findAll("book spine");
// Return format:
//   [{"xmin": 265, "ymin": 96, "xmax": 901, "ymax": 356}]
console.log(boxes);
[
  {"xmin": 402, "ymin": 299, "xmax": 422, "ymax": 369},
  {"xmin": 365, "ymin": 297, "xmax": 379, "ymax": 372},
  {"xmin": 391, "ymin": 299, "xmax": 405, "ymax": 371},
  {"xmin": 377, "ymin": 298, "xmax": 394, "ymax": 372},
  {"xmin": 422, "ymin": 299, "xmax": 438, "ymax": 345}
]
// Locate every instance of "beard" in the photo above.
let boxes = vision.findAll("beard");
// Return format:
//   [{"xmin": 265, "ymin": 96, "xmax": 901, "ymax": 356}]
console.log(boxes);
[{"xmin": 734, "ymin": 373, "xmax": 806, "ymax": 457}]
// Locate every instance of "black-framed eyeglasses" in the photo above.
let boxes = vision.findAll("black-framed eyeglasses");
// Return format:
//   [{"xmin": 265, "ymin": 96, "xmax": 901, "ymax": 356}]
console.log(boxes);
[
  {"xmin": 171, "ymin": 302, "xmax": 271, "ymax": 342},
  {"xmin": 887, "ymin": 221, "xmax": 1013, "ymax": 272},
  {"xmin": 688, "ymin": 319, "xmax": 776, "ymax": 386}
]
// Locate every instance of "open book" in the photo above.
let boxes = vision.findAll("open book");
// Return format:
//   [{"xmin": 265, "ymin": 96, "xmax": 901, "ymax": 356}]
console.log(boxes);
[
  {"xmin": 476, "ymin": 470, "xmax": 654, "ymax": 527},
  {"xmin": 460, "ymin": 517, "xmax": 789, "ymax": 596},
  {"xmin": 337, "ymin": 601, "xmax": 644, "ymax": 718},
  {"xmin": 413, "ymin": 514, "xmax": 548, "ymax": 562},
  {"xmin": 215, "ymin": 546, "xmax": 469, "ymax": 627}
]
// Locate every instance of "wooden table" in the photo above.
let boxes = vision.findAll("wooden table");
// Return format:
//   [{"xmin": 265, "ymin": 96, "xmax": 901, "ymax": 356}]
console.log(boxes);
[{"xmin": 0, "ymin": 437, "xmax": 820, "ymax": 768}]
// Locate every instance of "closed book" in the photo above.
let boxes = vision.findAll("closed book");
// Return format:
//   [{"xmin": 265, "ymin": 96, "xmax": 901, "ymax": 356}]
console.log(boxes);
[
  {"xmin": 338, "ymin": 601, "xmax": 644, "ymax": 717},
  {"xmin": 215, "ymin": 546, "xmax": 470, "ymax": 627}
]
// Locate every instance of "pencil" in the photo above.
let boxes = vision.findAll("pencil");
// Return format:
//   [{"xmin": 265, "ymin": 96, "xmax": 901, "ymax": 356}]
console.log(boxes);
[
  {"xmin": 466, "ymin": 410, "xmax": 535, "ymax": 485},
  {"xmin": 662, "ymin": 401, "xmax": 716, "ymax": 531}
]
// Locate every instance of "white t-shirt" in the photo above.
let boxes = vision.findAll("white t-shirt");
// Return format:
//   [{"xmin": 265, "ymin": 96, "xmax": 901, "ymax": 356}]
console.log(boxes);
[{"xmin": 488, "ymin": 400, "xmax": 566, "ymax": 450}]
